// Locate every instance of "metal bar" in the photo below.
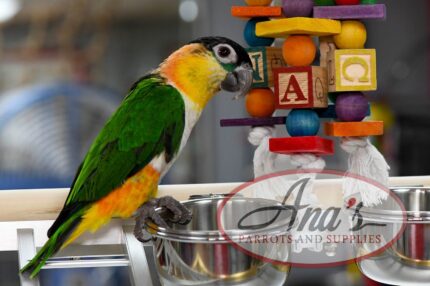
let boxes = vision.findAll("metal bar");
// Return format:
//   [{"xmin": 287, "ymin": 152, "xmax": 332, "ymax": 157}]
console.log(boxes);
[
  {"xmin": 17, "ymin": 229, "xmax": 40, "ymax": 286},
  {"xmin": 122, "ymin": 225, "xmax": 154, "ymax": 286},
  {"xmin": 43, "ymin": 258, "xmax": 129, "ymax": 269}
]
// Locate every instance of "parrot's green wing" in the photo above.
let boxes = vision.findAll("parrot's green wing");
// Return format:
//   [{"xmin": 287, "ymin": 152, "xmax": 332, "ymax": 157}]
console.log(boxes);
[{"xmin": 47, "ymin": 74, "xmax": 185, "ymax": 236}]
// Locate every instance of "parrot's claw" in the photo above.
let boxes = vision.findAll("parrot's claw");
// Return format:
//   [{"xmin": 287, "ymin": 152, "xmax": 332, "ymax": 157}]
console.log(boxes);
[{"xmin": 134, "ymin": 196, "xmax": 192, "ymax": 243}]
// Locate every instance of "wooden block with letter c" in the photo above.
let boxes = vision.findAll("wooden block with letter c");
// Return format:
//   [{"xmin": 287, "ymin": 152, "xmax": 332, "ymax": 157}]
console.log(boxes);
[{"xmin": 327, "ymin": 49, "xmax": 377, "ymax": 92}]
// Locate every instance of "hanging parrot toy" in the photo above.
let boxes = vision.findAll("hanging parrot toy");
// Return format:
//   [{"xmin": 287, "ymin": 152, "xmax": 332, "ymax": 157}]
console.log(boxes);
[{"xmin": 20, "ymin": 37, "xmax": 253, "ymax": 278}]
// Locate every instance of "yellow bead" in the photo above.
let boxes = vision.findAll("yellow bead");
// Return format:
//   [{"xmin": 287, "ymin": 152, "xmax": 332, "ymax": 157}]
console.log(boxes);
[
  {"xmin": 245, "ymin": 0, "xmax": 272, "ymax": 6},
  {"xmin": 333, "ymin": 20, "xmax": 367, "ymax": 49}
]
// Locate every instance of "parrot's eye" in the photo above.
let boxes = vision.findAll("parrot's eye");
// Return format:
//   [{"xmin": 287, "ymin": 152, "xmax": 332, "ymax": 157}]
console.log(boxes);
[
  {"xmin": 213, "ymin": 44, "xmax": 237, "ymax": 65},
  {"xmin": 218, "ymin": 47, "xmax": 230, "ymax": 58}
]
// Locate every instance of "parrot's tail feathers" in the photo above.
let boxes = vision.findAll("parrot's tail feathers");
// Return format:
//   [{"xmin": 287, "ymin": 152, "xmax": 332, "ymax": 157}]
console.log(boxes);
[
  {"xmin": 20, "ymin": 211, "xmax": 84, "ymax": 278},
  {"xmin": 19, "ymin": 236, "xmax": 56, "ymax": 278}
]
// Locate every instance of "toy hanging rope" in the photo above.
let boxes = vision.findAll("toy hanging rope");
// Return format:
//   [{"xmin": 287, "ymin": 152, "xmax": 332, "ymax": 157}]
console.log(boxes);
[
  {"xmin": 341, "ymin": 136, "xmax": 390, "ymax": 206},
  {"xmin": 248, "ymin": 126, "xmax": 277, "ymax": 178}
]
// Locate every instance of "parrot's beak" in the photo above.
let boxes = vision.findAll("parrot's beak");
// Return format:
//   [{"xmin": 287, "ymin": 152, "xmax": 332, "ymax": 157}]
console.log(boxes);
[{"xmin": 221, "ymin": 63, "xmax": 253, "ymax": 99}]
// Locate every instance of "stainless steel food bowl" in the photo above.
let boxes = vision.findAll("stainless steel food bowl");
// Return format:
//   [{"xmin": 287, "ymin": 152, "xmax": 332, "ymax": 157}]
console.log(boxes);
[
  {"xmin": 360, "ymin": 187, "xmax": 430, "ymax": 267},
  {"xmin": 144, "ymin": 196, "xmax": 291, "ymax": 286},
  {"xmin": 390, "ymin": 187, "xmax": 430, "ymax": 266}
]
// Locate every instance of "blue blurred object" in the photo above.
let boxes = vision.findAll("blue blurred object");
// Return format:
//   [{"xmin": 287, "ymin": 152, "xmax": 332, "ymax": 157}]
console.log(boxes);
[
  {"xmin": 244, "ymin": 18, "xmax": 274, "ymax": 47},
  {"xmin": 286, "ymin": 109, "xmax": 320, "ymax": 137},
  {"xmin": 0, "ymin": 82, "xmax": 121, "ymax": 189}
]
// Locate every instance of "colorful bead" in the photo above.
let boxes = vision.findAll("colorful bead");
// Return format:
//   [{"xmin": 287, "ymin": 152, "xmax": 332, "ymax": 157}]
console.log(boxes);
[
  {"xmin": 245, "ymin": 0, "xmax": 272, "ymax": 6},
  {"xmin": 333, "ymin": 20, "xmax": 367, "ymax": 49},
  {"xmin": 328, "ymin": 93, "xmax": 338, "ymax": 104},
  {"xmin": 335, "ymin": 0, "xmax": 360, "ymax": 5},
  {"xmin": 282, "ymin": 0, "xmax": 314, "ymax": 17},
  {"xmin": 335, "ymin": 92, "xmax": 369, "ymax": 121},
  {"xmin": 314, "ymin": 0, "xmax": 335, "ymax": 6},
  {"xmin": 244, "ymin": 18, "xmax": 275, "ymax": 47},
  {"xmin": 282, "ymin": 35, "xmax": 316, "ymax": 67},
  {"xmin": 286, "ymin": 109, "xmax": 320, "ymax": 137},
  {"xmin": 246, "ymin": 88, "xmax": 276, "ymax": 117}
]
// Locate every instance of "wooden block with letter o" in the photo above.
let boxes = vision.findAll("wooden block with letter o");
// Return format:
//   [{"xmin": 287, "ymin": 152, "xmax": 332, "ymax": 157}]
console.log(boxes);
[
  {"xmin": 247, "ymin": 47, "xmax": 286, "ymax": 88},
  {"xmin": 274, "ymin": 66, "xmax": 328, "ymax": 109},
  {"xmin": 327, "ymin": 49, "xmax": 377, "ymax": 92},
  {"xmin": 324, "ymin": 121, "xmax": 383, "ymax": 137}
]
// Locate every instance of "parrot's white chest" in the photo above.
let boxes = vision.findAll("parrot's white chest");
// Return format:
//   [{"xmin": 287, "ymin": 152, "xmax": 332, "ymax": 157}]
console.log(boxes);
[{"xmin": 149, "ymin": 94, "xmax": 202, "ymax": 177}]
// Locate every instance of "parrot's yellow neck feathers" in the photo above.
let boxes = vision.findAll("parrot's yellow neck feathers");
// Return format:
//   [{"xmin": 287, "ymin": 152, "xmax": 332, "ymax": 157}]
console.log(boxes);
[{"xmin": 159, "ymin": 44, "xmax": 227, "ymax": 111}]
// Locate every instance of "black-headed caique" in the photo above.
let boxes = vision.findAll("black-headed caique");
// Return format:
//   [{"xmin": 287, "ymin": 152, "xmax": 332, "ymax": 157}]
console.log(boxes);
[{"xmin": 21, "ymin": 37, "xmax": 253, "ymax": 278}]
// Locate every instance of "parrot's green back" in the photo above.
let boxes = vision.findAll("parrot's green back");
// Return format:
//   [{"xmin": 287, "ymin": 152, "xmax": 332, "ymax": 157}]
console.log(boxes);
[{"xmin": 21, "ymin": 74, "xmax": 186, "ymax": 277}]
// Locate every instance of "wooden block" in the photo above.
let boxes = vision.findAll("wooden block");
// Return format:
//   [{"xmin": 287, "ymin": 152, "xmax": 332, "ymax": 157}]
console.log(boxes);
[
  {"xmin": 269, "ymin": 136, "xmax": 334, "ymax": 155},
  {"xmin": 274, "ymin": 66, "xmax": 328, "ymax": 109},
  {"xmin": 327, "ymin": 49, "xmax": 377, "ymax": 92},
  {"xmin": 255, "ymin": 17, "xmax": 341, "ymax": 38},
  {"xmin": 231, "ymin": 6, "xmax": 283, "ymax": 18},
  {"xmin": 313, "ymin": 4, "xmax": 386, "ymax": 20},
  {"xmin": 247, "ymin": 47, "xmax": 286, "ymax": 88},
  {"xmin": 220, "ymin": 117, "xmax": 286, "ymax": 127},
  {"xmin": 324, "ymin": 121, "xmax": 383, "ymax": 137}
]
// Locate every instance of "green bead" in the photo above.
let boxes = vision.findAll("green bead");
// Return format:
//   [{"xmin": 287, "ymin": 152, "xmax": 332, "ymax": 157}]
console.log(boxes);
[
  {"xmin": 328, "ymin": 93, "xmax": 338, "ymax": 104},
  {"xmin": 361, "ymin": 0, "xmax": 377, "ymax": 3},
  {"xmin": 314, "ymin": 0, "xmax": 335, "ymax": 6}
]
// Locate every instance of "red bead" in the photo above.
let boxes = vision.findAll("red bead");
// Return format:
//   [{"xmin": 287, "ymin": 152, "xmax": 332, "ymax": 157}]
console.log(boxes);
[{"xmin": 335, "ymin": 0, "xmax": 360, "ymax": 5}]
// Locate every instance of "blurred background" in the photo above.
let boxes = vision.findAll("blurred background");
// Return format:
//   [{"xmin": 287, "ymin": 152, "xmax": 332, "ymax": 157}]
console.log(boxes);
[{"xmin": 0, "ymin": 0, "xmax": 427, "ymax": 285}]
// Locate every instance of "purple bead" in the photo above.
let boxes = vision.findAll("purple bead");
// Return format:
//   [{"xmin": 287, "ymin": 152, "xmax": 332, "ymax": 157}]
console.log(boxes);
[
  {"xmin": 335, "ymin": 92, "xmax": 369, "ymax": 122},
  {"xmin": 282, "ymin": 0, "xmax": 314, "ymax": 17}
]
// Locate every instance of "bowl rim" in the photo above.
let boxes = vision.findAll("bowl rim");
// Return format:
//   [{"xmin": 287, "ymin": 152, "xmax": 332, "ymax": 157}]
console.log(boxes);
[
  {"xmin": 144, "ymin": 196, "xmax": 292, "ymax": 243},
  {"xmin": 357, "ymin": 187, "xmax": 430, "ymax": 223}
]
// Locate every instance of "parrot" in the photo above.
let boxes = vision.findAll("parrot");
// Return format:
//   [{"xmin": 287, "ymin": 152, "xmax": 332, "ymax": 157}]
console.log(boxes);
[{"xmin": 20, "ymin": 36, "xmax": 253, "ymax": 278}]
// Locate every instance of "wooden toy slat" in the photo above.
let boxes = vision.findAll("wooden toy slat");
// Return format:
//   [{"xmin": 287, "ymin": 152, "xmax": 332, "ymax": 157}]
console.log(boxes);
[
  {"xmin": 256, "ymin": 17, "xmax": 341, "ymax": 37},
  {"xmin": 269, "ymin": 136, "xmax": 334, "ymax": 155},
  {"xmin": 324, "ymin": 121, "xmax": 384, "ymax": 137},
  {"xmin": 231, "ymin": 6, "xmax": 283, "ymax": 18},
  {"xmin": 313, "ymin": 4, "xmax": 386, "ymax": 20}
]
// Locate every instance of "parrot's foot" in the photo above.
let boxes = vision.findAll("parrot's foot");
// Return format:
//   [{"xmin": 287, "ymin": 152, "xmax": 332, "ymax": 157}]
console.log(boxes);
[{"xmin": 134, "ymin": 196, "xmax": 192, "ymax": 242}]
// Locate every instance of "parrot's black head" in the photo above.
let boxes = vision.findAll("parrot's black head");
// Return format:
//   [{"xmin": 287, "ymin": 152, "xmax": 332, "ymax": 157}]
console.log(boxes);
[{"xmin": 190, "ymin": 36, "xmax": 253, "ymax": 98}]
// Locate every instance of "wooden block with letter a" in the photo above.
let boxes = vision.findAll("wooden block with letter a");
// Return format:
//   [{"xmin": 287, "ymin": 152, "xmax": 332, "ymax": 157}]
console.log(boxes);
[
  {"xmin": 247, "ymin": 47, "xmax": 286, "ymax": 88},
  {"xmin": 324, "ymin": 121, "xmax": 383, "ymax": 137},
  {"xmin": 327, "ymin": 49, "xmax": 377, "ymax": 92},
  {"xmin": 274, "ymin": 66, "xmax": 328, "ymax": 109},
  {"xmin": 269, "ymin": 136, "xmax": 334, "ymax": 155}
]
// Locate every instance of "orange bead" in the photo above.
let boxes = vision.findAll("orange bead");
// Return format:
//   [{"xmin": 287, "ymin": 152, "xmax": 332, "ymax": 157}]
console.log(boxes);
[
  {"xmin": 246, "ymin": 88, "xmax": 276, "ymax": 118},
  {"xmin": 282, "ymin": 35, "xmax": 316, "ymax": 67}
]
